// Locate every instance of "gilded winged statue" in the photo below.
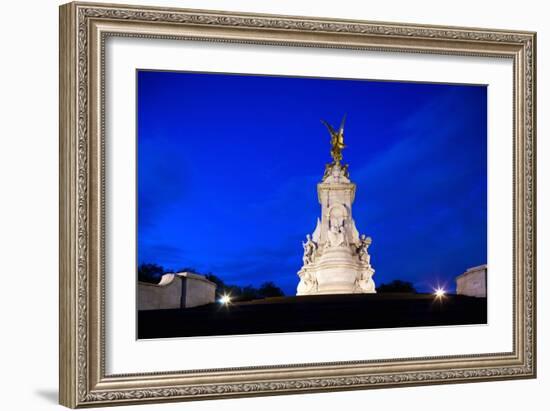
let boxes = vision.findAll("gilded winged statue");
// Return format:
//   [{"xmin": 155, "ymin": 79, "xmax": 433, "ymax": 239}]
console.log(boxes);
[{"xmin": 321, "ymin": 114, "xmax": 347, "ymax": 164}]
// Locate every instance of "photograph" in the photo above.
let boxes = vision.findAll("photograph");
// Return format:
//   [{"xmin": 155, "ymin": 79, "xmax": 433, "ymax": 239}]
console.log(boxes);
[
  {"xmin": 136, "ymin": 70, "xmax": 488, "ymax": 339},
  {"xmin": 56, "ymin": 2, "xmax": 536, "ymax": 407}
]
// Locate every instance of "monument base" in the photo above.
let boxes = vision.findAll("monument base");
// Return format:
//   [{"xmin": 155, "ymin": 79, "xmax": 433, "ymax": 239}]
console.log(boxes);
[{"xmin": 297, "ymin": 247, "xmax": 375, "ymax": 295}]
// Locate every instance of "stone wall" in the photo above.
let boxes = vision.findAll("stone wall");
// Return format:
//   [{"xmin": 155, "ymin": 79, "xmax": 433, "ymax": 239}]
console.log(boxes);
[
  {"xmin": 181, "ymin": 272, "xmax": 217, "ymax": 308},
  {"xmin": 456, "ymin": 265, "xmax": 487, "ymax": 298},
  {"xmin": 138, "ymin": 272, "xmax": 217, "ymax": 311}
]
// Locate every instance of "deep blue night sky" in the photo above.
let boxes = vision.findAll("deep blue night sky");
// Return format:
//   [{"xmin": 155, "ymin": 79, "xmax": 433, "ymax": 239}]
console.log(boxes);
[{"xmin": 137, "ymin": 70, "xmax": 487, "ymax": 295}]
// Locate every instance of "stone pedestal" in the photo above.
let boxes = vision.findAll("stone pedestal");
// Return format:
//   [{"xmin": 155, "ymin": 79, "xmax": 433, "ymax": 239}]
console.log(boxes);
[{"xmin": 297, "ymin": 162, "xmax": 376, "ymax": 295}]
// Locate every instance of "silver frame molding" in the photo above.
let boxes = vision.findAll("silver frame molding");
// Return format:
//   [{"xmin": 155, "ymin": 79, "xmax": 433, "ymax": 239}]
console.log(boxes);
[{"xmin": 59, "ymin": 2, "xmax": 536, "ymax": 408}]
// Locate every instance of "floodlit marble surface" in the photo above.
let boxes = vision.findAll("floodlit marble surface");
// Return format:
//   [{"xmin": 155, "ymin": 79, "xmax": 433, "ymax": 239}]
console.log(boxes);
[{"xmin": 297, "ymin": 162, "xmax": 376, "ymax": 295}]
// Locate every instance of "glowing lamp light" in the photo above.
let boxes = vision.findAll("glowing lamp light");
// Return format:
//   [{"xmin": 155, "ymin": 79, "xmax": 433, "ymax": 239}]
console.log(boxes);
[
  {"xmin": 219, "ymin": 294, "xmax": 232, "ymax": 305},
  {"xmin": 434, "ymin": 287, "xmax": 446, "ymax": 298}
]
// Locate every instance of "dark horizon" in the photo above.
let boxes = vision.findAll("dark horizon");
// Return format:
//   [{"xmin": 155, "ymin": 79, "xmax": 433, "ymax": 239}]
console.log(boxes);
[{"xmin": 137, "ymin": 70, "xmax": 487, "ymax": 295}]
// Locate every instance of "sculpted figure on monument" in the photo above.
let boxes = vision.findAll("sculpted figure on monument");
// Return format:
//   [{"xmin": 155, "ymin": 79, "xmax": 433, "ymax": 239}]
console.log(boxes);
[
  {"xmin": 323, "ymin": 161, "xmax": 350, "ymax": 181},
  {"xmin": 297, "ymin": 270, "xmax": 318, "ymax": 294},
  {"xmin": 302, "ymin": 234, "xmax": 317, "ymax": 265},
  {"xmin": 326, "ymin": 222, "xmax": 347, "ymax": 248},
  {"xmin": 321, "ymin": 114, "xmax": 347, "ymax": 165},
  {"xmin": 355, "ymin": 269, "xmax": 376, "ymax": 293},
  {"xmin": 357, "ymin": 234, "xmax": 372, "ymax": 264}
]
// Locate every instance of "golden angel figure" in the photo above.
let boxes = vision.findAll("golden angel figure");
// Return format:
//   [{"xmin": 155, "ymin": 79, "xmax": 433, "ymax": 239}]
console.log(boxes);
[{"xmin": 321, "ymin": 114, "xmax": 347, "ymax": 164}]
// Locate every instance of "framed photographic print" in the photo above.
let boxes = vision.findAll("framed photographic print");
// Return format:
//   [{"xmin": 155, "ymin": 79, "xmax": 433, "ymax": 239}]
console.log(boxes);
[{"xmin": 59, "ymin": 1, "xmax": 537, "ymax": 408}]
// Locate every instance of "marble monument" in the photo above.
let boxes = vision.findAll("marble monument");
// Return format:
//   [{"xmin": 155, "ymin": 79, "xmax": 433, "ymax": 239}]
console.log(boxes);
[{"xmin": 297, "ymin": 116, "xmax": 376, "ymax": 295}]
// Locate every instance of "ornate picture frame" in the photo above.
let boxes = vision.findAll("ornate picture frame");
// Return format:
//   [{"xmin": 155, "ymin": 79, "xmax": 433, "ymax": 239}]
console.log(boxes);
[{"xmin": 59, "ymin": 1, "xmax": 536, "ymax": 408}]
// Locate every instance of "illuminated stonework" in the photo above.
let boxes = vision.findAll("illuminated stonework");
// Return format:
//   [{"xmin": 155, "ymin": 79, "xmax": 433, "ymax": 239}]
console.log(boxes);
[{"xmin": 296, "ymin": 119, "xmax": 375, "ymax": 295}]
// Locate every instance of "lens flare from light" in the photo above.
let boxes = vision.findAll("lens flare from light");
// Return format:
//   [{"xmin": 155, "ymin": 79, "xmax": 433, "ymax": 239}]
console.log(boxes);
[
  {"xmin": 434, "ymin": 287, "xmax": 446, "ymax": 298},
  {"xmin": 219, "ymin": 294, "xmax": 232, "ymax": 305}
]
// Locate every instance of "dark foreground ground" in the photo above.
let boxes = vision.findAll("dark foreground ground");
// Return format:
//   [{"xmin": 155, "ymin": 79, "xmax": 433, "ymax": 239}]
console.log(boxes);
[{"xmin": 138, "ymin": 293, "xmax": 487, "ymax": 339}]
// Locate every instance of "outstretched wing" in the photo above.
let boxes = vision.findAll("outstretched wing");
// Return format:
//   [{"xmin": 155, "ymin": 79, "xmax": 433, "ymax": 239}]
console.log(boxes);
[
  {"xmin": 321, "ymin": 119, "xmax": 337, "ymax": 137},
  {"xmin": 338, "ymin": 113, "xmax": 347, "ymax": 135}
]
